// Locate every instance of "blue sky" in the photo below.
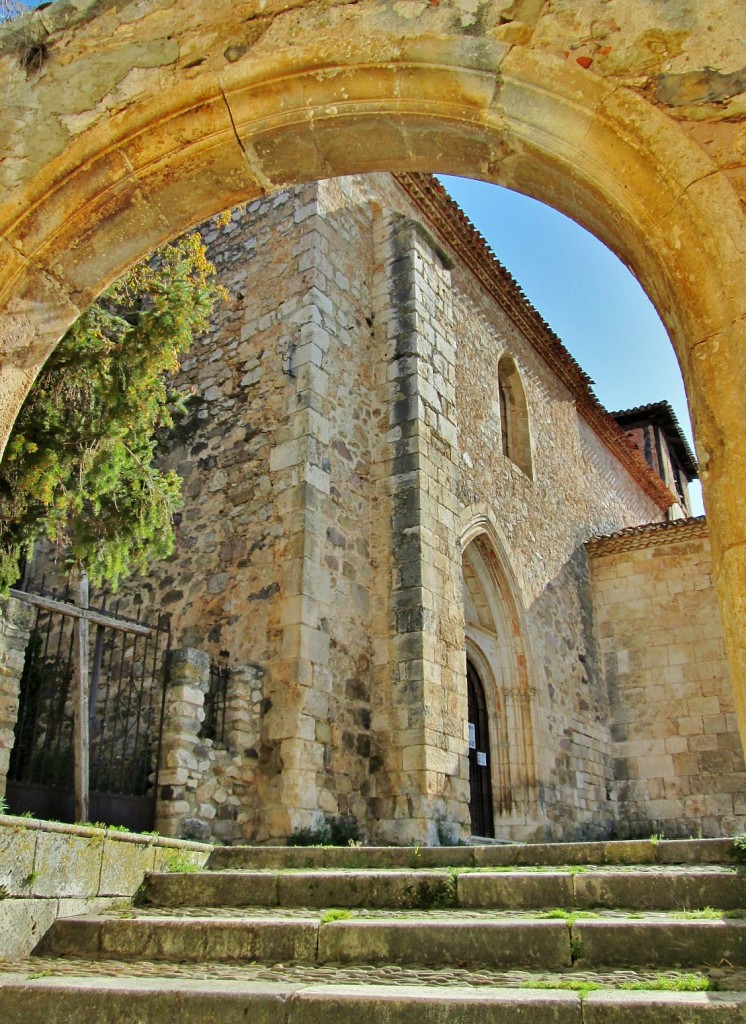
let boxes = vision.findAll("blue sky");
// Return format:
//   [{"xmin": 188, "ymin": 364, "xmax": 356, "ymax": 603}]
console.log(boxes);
[{"xmin": 438, "ymin": 176, "xmax": 704, "ymax": 516}]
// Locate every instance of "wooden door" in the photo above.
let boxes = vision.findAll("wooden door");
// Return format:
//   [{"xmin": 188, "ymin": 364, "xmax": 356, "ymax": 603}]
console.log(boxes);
[{"xmin": 467, "ymin": 659, "xmax": 495, "ymax": 838}]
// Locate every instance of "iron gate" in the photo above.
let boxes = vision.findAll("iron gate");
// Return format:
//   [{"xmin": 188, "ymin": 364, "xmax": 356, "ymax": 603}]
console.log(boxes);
[
  {"xmin": 6, "ymin": 580, "xmax": 171, "ymax": 831},
  {"xmin": 200, "ymin": 661, "xmax": 230, "ymax": 745}
]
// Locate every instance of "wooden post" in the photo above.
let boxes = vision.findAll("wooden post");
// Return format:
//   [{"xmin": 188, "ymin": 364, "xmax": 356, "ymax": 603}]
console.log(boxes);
[{"xmin": 73, "ymin": 570, "xmax": 90, "ymax": 823}]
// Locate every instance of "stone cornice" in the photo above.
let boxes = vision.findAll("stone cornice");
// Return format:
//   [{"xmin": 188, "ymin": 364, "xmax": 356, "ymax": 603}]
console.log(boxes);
[
  {"xmin": 586, "ymin": 516, "xmax": 708, "ymax": 556},
  {"xmin": 393, "ymin": 173, "xmax": 676, "ymax": 513}
]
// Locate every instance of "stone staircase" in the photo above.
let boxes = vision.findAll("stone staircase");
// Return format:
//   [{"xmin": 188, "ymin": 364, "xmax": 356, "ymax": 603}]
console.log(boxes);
[{"xmin": 1, "ymin": 838, "xmax": 746, "ymax": 1021}]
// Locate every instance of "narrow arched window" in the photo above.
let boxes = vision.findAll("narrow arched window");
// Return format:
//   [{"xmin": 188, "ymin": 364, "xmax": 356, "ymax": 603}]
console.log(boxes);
[
  {"xmin": 497, "ymin": 354, "xmax": 532, "ymax": 478},
  {"xmin": 498, "ymin": 375, "xmax": 511, "ymax": 459}
]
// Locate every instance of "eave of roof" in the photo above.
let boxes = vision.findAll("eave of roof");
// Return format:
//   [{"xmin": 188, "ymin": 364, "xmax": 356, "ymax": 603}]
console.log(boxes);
[
  {"xmin": 586, "ymin": 516, "xmax": 708, "ymax": 555},
  {"xmin": 610, "ymin": 401, "xmax": 698, "ymax": 480},
  {"xmin": 393, "ymin": 172, "xmax": 676, "ymax": 513}
]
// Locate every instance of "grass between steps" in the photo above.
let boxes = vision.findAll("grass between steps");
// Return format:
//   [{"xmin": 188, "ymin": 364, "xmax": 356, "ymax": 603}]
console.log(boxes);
[
  {"xmin": 320, "ymin": 909, "xmax": 354, "ymax": 924},
  {"xmin": 163, "ymin": 853, "xmax": 203, "ymax": 873},
  {"xmin": 536, "ymin": 910, "xmax": 599, "ymax": 922},
  {"xmin": 522, "ymin": 973, "xmax": 713, "ymax": 998}
]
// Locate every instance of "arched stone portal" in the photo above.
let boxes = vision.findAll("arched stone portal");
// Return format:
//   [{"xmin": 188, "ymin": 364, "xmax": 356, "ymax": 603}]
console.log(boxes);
[
  {"xmin": 1, "ymin": 1, "xmax": 745, "ymax": 755},
  {"xmin": 462, "ymin": 528, "xmax": 538, "ymax": 838}
]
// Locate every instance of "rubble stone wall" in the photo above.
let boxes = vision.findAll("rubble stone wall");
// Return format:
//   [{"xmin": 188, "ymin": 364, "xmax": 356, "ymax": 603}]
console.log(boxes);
[{"xmin": 0, "ymin": 598, "xmax": 33, "ymax": 801}]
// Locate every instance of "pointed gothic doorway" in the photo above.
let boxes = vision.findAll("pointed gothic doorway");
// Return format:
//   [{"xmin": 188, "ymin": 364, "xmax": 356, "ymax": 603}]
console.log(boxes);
[
  {"xmin": 467, "ymin": 658, "xmax": 494, "ymax": 839},
  {"xmin": 461, "ymin": 526, "xmax": 539, "ymax": 839}
]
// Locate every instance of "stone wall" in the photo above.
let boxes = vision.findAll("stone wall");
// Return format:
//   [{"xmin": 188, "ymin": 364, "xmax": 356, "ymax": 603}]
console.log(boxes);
[
  {"xmin": 451, "ymin": 235, "xmax": 664, "ymax": 841},
  {"xmin": 0, "ymin": 816, "xmax": 210, "ymax": 961},
  {"xmin": 368, "ymin": 208, "xmax": 468, "ymax": 844},
  {"xmin": 104, "ymin": 179, "xmax": 390, "ymax": 842},
  {"xmin": 0, "ymin": 597, "xmax": 33, "ymax": 800},
  {"xmin": 1, "ymin": 0, "xmax": 745, "ymax": 798},
  {"xmin": 155, "ymin": 647, "xmax": 252, "ymax": 844},
  {"xmin": 20, "ymin": 173, "xmax": 717, "ymax": 846},
  {"xmin": 589, "ymin": 519, "xmax": 746, "ymax": 838}
]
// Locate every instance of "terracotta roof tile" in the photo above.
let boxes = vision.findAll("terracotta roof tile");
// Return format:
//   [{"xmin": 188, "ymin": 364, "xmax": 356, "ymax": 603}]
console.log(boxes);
[{"xmin": 586, "ymin": 515, "xmax": 707, "ymax": 554}]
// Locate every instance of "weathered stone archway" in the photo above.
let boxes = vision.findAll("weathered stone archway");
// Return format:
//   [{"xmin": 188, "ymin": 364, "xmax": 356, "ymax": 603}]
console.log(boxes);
[
  {"xmin": 1, "ymin": 0, "xmax": 745, "ymax": 747},
  {"xmin": 462, "ymin": 523, "xmax": 539, "ymax": 836}
]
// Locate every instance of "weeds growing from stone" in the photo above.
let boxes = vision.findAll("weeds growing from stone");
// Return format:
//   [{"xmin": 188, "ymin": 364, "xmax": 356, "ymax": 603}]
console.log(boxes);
[
  {"xmin": 538, "ymin": 909, "xmax": 599, "ymax": 922},
  {"xmin": 620, "ymin": 973, "xmax": 711, "ymax": 992},
  {"xmin": 163, "ymin": 853, "xmax": 202, "ymax": 873},
  {"xmin": 672, "ymin": 907, "xmax": 721, "ymax": 920},
  {"xmin": 320, "ymin": 909, "xmax": 353, "ymax": 924},
  {"xmin": 521, "ymin": 979, "xmax": 600, "ymax": 997},
  {"xmin": 520, "ymin": 973, "xmax": 711, "ymax": 996}
]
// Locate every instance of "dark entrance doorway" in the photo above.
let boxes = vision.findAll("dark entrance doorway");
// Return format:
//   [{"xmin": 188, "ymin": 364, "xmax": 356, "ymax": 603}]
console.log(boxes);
[{"xmin": 467, "ymin": 659, "xmax": 494, "ymax": 838}]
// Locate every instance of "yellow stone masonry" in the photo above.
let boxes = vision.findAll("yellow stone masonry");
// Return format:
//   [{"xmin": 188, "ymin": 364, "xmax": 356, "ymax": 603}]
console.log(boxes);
[{"xmin": 0, "ymin": 1, "xmax": 744, "ymax": 830}]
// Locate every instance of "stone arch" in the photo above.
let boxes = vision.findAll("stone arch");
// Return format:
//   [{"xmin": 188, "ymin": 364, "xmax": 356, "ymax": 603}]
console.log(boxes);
[
  {"xmin": 461, "ymin": 517, "xmax": 539, "ymax": 831},
  {"xmin": 0, "ymin": 1, "xmax": 745, "ymax": 749}
]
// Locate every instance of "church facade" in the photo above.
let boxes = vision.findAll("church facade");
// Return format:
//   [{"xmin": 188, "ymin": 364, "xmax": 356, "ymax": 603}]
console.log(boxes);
[{"xmin": 5, "ymin": 173, "xmax": 744, "ymax": 846}]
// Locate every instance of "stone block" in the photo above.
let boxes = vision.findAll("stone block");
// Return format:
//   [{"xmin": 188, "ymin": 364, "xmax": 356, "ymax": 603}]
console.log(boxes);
[
  {"xmin": 582, "ymin": 990, "xmax": 746, "ymax": 1024},
  {"xmin": 574, "ymin": 870, "xmax": 746, "ymax": 911},
  {"xmin": 99, "ymin": 837, "xmax": 157, "ymax": 897},
  {"xmin": 168, "ymin": 648, "xmax": 210, "ymax": 682},
  {"xmin": 207, "ymin": 846, "xmax": 326, "ymax": 870},
  {"xmin": 317, "ymin": 919, "xmax": 570, "ymax": 969},
  {"xmin": 472, "ymin": 845, "xmax": 521, "ymax": 868},
  {"xmin": 92, "ymin": 916, "xmax": 319, "ymax": 962},
  {"xmin": 0, "ymin": 898, "xmax": 58, "ymax": 960},
  {"xmin": 32, "ymin": 831, "xmax": 103, "ymax": 899},
  {"xmin": 458, "ymin": 871, "xmax": 574, "ymax": 910},
  {"xmin": 572, "ymin": 919, "xmax": 746, "ymax": 968},
  {"xmin": 0, "ymin": 977, "xmax": 296, "ymax": 1024},
  {"xmin": 278, "ymin": 870, "xmax": 455, "ymax": 909},
  {"xmin": 320, "ymin": 847, "xmax": 413, "ymax": 869},
  {"xmin": 654, "ymin": 838, "xmax": 735, "ymax": 864},
  {"xmin": 601, "ymin": 841, "xmax": 657, "ymax": 865},
  {"xmin": 144, "ymin": 871, "xmax": 278, "ymax": 908},
  {"xmin": 512, "ymin": 842, "xmax": 607, "ymax": 866},
  {"xmin": 414, "ymin": 846, "xmax": 473, "ymax": 868},
  {"xmin": 290, "ymin": 985, "xmax": 581, "ymax": 1024},
  {"xmin": 35, "ymin": 914, "xmax": 101, "ymax": 957},
  {"xmin": 0, "ymin": 823, "xmax": 37, "ymax": 894}
]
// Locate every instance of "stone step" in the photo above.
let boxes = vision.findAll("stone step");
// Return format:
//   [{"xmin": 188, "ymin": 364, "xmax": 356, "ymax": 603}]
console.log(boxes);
[
  {"xmin": 207, "ymin": 838, "xmax": 737, "ymax": 871},
  {"xmin": 142, "ymin": 867, "xmax": 746, "ymax": 911},
  {"xmin": 37, "ymin": 911, "xmax": 746, "ymax": 970},
  {"xmin": 1, "ymin": 972, "xmax": 745, "ymax": 1023}
]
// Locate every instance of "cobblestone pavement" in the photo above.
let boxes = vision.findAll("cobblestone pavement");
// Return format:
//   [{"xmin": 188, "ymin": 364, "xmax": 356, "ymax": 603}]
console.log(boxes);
[
  {"xmin": 127, "ymin": 906, "xmax": 746, "ymax": 921},
  {"xmin": 1, "ymin": 955, "xmax": 739, "ymax": 991},
  {"xmin": 192, "ymin": 864, "xmax": 740, "ymax": 875}
]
